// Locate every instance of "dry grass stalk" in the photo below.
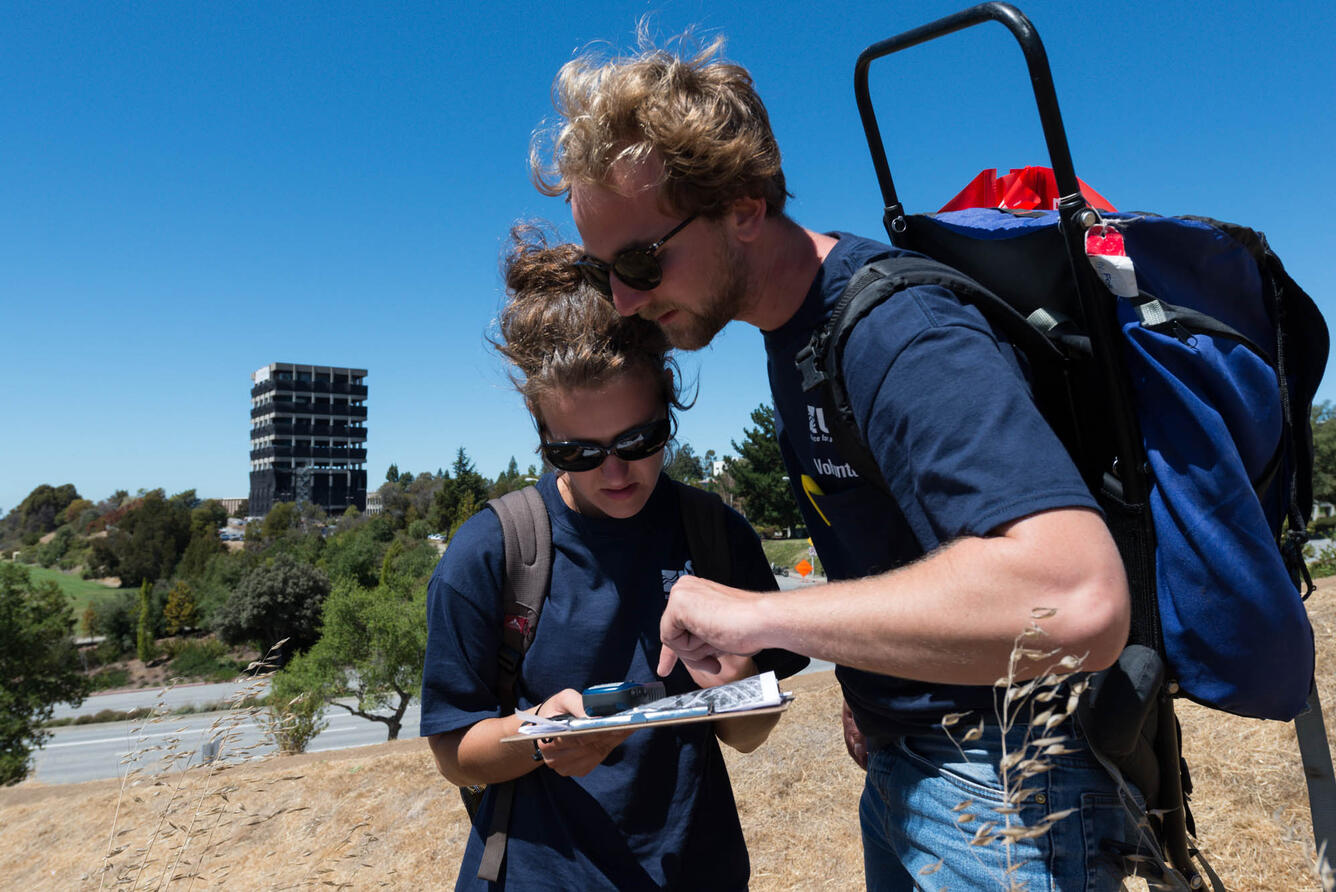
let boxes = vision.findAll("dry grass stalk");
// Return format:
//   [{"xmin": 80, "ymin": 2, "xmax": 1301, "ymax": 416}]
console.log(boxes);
[
  {"xmin": 931, "ymin": 607, "xmax": 1096, "ymax": 890},
  {"xmin": 91, "ymin": 639, "xmax": 340, "ymax": 890},
  {"xmin": 1317, "ymin": 841, "xmax": 1334, "ymax": 892}
]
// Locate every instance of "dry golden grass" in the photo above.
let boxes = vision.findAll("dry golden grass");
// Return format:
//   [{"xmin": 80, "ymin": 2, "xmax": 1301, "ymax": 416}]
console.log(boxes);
[{"xmin": 2, "ymin": 593, "xmax": 1333, "ymax": 890}]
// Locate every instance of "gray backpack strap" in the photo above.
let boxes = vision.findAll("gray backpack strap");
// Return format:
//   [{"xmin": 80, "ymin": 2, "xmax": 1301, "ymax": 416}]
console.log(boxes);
[
  {"xmin": 675, "ymin": 482, "xmax": 732, "ymax": 586},
  {"xmin": 477, "ymin": 485, "xmax": 552, "ymax": 884},
  {"xmin": 490, "ymin": 486, "xmax": 553, "ymax": 709},
  {"xmin": 1296, "ymin": 683, "xmax": 1336, "ymax": 870}
]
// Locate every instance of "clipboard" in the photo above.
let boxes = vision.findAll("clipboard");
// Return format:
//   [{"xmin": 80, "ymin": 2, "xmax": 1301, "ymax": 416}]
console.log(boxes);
[{"xmin": 499, "ymin": 698, "xmax": 792, "ymax": 743}]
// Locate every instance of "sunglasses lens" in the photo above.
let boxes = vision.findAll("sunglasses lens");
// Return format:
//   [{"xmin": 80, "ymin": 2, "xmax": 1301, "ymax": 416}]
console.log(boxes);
[
  {"xmin": 613, "ymin": 418, "xmax": 671, "ymax": 461},
  {"xmin": 576, "ymin": 259, "xmax": 613, "ymax": 298},
  {"xmin": 611, "ymin": 250, "xmax": 662, "ymax": 292},
  {"xmin": 542, "ymin": 443, "xmax": 605, "ymax": 472}
]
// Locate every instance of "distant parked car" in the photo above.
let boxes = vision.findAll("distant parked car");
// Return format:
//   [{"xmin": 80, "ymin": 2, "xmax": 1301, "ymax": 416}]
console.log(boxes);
[{"xmin": 428, "ymin": 533, "xmax": 446, "ymax": 541}]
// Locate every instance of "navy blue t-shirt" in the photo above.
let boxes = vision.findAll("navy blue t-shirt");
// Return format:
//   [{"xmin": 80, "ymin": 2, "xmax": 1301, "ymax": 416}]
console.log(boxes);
[
  {"xmin": 763, "ymin": 232, "xmax": 1097, "ymax": 739},
  {"xmin": 421, "ymin": 472, "xmax": 779, "ymax": 890}
]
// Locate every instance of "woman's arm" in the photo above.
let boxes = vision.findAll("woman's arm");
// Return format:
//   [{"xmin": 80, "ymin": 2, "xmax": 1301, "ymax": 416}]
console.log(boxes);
[
  {"xmin": 429, "ymin": 688, "xmax": 635, "ymax": 785},
  {"xmin": 686, "ymin": 655, "xmax": 781, "ymax": 753}
]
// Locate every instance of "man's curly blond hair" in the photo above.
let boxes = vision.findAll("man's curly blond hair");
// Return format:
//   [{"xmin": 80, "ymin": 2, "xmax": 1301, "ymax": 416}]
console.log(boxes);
[
  {"xmin": 494, "ymin": 224, "xmax": 686, "ymax": 431},
  {"xmin": 531, "ymin": 30, "xmax": 788, "ymax": 219}
]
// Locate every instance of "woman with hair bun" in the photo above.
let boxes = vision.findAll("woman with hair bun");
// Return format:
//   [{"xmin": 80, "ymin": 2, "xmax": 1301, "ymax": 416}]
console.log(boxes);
[{"xmin": 421, "ymin": 226, "xmax": 804, "ymax": 890}]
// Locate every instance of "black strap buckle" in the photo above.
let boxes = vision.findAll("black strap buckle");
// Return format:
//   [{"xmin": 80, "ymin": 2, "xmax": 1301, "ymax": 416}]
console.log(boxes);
[{"xmin": 796, "ymin": 343, "xmax": 827, "ymax": 392}]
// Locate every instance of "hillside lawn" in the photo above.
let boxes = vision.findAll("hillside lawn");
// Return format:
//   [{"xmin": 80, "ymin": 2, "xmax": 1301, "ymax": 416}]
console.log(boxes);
[
  {"xmin": 8, "ymin": 561, "xmax": 120, "ymax": 615},
  {"xmin": 2, "ymin": 581, "xmax": 1333, "ymax": 889}
]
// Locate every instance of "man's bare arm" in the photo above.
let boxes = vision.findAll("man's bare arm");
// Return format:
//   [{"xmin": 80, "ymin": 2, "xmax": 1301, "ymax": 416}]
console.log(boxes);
[{"xmin": 658, "ymin": 507, "xmax": 1129, "ymax": 685}]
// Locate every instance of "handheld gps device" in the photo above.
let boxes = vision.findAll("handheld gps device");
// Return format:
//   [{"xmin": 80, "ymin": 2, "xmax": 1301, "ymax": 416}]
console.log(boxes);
[{"xmin": 581, "ymin": 681, "xmax": 667, "ymax": 717}]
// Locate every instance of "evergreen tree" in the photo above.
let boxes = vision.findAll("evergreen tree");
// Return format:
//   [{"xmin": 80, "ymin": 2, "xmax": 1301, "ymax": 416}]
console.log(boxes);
[
  {"xmin": 136, "ymin": 580, "xmax": 156, "ymax": 662},
  {"xmin": 729, "ymin": 404, "xmax": 802, "ymax": 531},
  {"xmin": 665, "ymin": 442, "xmax": 706, "ymax": 483},
  {"xmin": 163, "ymin": 580, "xmax": 198, "ymax": 635},
  {"xmin": 1312, "ymin": 401, "xmax": 1336, "ymax": 507},
  {"xmin": 0, "ymin": 563, "xmax": 89, "ymax": 784},
  {"xmin": 430, "ymin": 447, "xmax": 490, "ymax": 533}
]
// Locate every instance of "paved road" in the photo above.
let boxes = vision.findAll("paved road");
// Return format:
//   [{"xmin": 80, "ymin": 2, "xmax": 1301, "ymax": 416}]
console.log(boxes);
[
  {"xmin": 36, "ymin": 575, "xmax": 836, "ymax": 785},
  {"xmin": 35, "ymin": 700, "xmax": 424, "ymax": 784},
  {"xmin": 50, "ymin": 678, "xmax": 272, "ymax": 721}
]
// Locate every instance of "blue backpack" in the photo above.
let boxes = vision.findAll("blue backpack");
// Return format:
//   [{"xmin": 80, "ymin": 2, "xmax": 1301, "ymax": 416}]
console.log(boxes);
[
  {"xmin": 802, "ymin": 210, "xmax": 1325, "ymax": 721},
  {"xmin": 835, "ymin": 5, "xmax": 1334, "ymax": 887}
]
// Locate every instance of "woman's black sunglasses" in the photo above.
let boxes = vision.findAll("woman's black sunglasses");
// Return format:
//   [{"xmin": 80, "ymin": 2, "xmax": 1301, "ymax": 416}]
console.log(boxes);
[
  {"xmin": 541, "ymin": 417, "xmax": 673, "ymax": 472},
  {"xmin": 574, "ymin": 214, "xmax": 697, "ymax": 298}
]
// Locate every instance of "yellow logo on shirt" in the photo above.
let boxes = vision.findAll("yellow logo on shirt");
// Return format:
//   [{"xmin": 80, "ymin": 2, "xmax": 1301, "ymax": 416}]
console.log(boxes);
[{"xmin": 800, "ymin": 474, "xmax": 832, "ymax": 527}]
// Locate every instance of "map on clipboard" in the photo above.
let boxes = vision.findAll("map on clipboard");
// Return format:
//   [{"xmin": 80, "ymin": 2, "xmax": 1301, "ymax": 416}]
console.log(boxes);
[{"xmin": 499, "ymin": 671, "xmax": 793, "ymax": 742}]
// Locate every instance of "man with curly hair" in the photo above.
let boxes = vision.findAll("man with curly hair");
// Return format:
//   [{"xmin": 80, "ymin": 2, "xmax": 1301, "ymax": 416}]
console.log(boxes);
[{"xmin": 533, "ymin": 34, "xmax": 1142, "ymax": 892}]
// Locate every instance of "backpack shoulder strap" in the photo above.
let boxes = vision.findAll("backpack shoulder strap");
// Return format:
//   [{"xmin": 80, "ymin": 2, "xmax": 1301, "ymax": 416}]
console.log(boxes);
[
  {"xmin": 675, "ymin": 482, "xmax": 732, "ymax": 585},
  {"xmin": 796, "ymin": 254, "xmax": 1066, "ymax": 496},
  {"xmin": 477, "ymin": 484, "xmax": 552, "ymax": 884},
  {"xmin": 487, "ymin": 485, "xmax": 552, "ymax": 710}
]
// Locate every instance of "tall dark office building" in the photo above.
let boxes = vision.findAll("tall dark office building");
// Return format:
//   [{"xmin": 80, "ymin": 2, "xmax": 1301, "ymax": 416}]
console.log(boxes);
[{"xmin": 249, "ymin": 363, "xmax": 368, "ymax": 517}]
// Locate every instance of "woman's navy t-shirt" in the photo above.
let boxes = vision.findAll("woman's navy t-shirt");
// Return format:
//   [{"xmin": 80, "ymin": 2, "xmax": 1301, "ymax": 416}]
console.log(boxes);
[
  {"xmin": 421, "ymin": 472, "xmax": 776, "ymax": 890},
  {"xmin": 763, "ymin": 232, "xmax": 1097, "ymax": 739}
]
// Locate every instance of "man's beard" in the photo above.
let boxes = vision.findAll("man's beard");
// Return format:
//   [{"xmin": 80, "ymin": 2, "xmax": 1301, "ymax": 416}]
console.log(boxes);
[{"xmin": 660, "ymin": 238, "xmax": 749, "ymax": 351}]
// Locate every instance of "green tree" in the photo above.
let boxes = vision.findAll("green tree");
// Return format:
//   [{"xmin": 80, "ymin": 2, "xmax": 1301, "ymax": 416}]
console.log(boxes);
[
  {"xmin": 61, "ymin": 498, "xmax": 94, "ymax": 528},
  {"xmin": 177, "ymin": 529, "xmax": 224, "ymax": 581},
  {"xmin": 0, "ymin": 483, "xmax": 81, "ymax": 549},
  {"xmin": 232, "ymin": 498, "xmax": 250, "ymax": 519},
  {"xmin": 264, "ymin": 652, "xmax": 330, "ymax": 753},
  {"xmin": 90, "ymin": 588, "xmax": 140, "ymax": 658},
  {"xmin": 110, "ymin": 489, "xmax": 193, "ymax": 587},
  {"xmin": 0, "ymin": 563, "xmax": 89, "ymax": 784},
  {"xmin": 430, "ymin": 448, "xmax": 490, "ymax": 533},
  {"xmin": 190, "ymin": 500, "xmax": 228, "ymax": 539},
  {"xmin": 1312, "ymin": 402, "xmax": 1336, "ymax": 507},
  {"xmin": 385, "ymin": 463, "xmax": 400, "ymax": 485},
  {"xmin": 665, "ymin": 442, "xmax": 706, "ymax": 484},
  {"xmin": 272, "ymin": 578, "xmax": 427, "ymax": 741},
  {"xmin": 194, "ymin": 549, "xmax": 247, "ymax": 628},
  {"xmin": 164, "ymin": 580, "xmax": 198, "ymax": 635},
  {"xmin": 320, "ymin": 517, "xmax": 393, "ymax": 588},
  {"xmin": 214, "ymin": 555, "xmax": 331, "ymax": 662},
  {"xmin": 489, "ymin": 456, "xmax": 528, "ymax": 498},
  {"xmin": 262, "ymin": 502, "xmax": 299, "ymax": 541},
  {"xmin": 136, "ymin": 580, "xmax": 156, "ymax": 662},
  {"xmin": 378, "ymin": 537, "xmax": 440, "ymax": 591},
  {"xmin": 729, "ymin": 404, "xmax": 802, "ymax": 531}
]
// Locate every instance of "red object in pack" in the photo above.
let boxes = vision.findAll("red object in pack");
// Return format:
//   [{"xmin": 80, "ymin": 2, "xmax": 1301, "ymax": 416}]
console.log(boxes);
[{"xmin": 940, "ymin": 165, "xmax": 1116, "ymax": 212}]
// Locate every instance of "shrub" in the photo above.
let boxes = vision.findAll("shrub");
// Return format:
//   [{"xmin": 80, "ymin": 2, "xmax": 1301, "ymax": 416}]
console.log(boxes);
[
  {"xmin": 265, "ymin": 653, "xmax": 330, "ymax": 754},
  {"xmin": 91, "ymin": 588, "xmax": 139, "ymax": 656},
  {"xmin": 168, "ymin": 638, "xmax": 240, "ymax": 681},
  {"xmin": 88, "ymin": 668, "xmax": 131, "ymax": 692}
]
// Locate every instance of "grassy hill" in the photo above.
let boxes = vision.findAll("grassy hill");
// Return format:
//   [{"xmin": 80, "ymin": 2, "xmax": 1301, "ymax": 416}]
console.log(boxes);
[
  {"xmin": 7, "ymin": 561, "xmax": 120, "ymax": 616},
  {"xmin": 2, "ymin": 583, "xmax": 1332, "ymax": 889}
]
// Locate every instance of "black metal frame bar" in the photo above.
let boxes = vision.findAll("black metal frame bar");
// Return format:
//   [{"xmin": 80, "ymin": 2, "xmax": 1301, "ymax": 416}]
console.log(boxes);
[{"xmin": 852, "ymin": 1, "xmax": 1148, "ymax": 504}]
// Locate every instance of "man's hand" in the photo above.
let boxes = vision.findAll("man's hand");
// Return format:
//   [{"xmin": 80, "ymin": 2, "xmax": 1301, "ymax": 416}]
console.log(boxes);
[
  {"xmin": 531, "ymin": 688, "xmax": 633, "ymax": 777},
  {"xmin": 841, "ymin": 698, "xmax": 868, "ymax": 770},
  {"xmin": 656, "ymin": 575, "xmax": 767, "ymax": 677}
]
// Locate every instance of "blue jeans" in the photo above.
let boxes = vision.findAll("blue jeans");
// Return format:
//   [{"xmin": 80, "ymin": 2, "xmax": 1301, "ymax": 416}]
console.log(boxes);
[{"xmin": 859, "ymin": 724, "xmax": 1144, "ymax": 891}]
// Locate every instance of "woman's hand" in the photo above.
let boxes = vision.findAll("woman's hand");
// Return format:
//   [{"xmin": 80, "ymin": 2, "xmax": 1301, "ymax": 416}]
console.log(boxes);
[
  {"xmin": 531, "ymin": 688, "xmax": 634, "ymax": 778},
  {"xmin": 684, "ymin": 653, "xmax": 756, "ymax": 689}
]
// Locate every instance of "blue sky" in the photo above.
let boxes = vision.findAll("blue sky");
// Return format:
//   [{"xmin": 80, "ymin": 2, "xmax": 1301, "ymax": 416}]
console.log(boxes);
[{"xmin": 3, "ymin": 0, "xmax": 1332, "ymax": 512}]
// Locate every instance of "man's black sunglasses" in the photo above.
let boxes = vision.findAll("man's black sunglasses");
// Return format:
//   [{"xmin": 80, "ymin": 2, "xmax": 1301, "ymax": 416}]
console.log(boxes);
[
  {"xmin": 574, "ymin": 214, "xmax": 697, "ymax": 299},
  {"xmin": 541, "ymin": 417, "xmax": 672, "ymax": 472}
]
